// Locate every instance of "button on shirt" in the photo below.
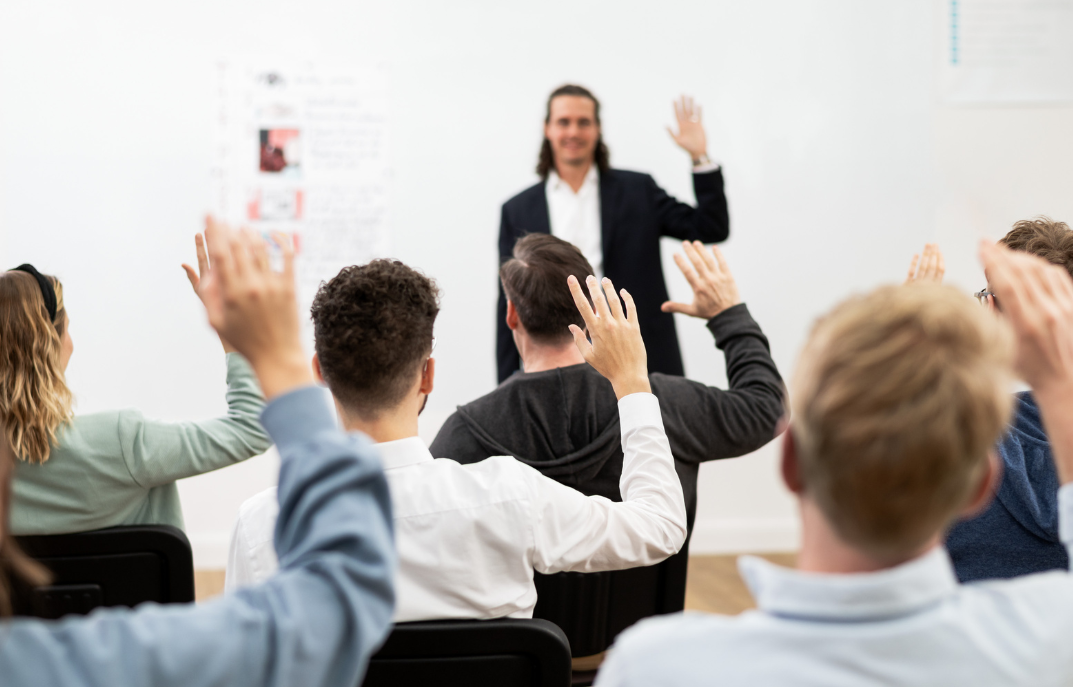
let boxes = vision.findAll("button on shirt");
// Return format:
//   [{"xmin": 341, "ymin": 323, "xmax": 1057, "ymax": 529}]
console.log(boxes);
[
  {"xmin": 226, "ymin": 392, "xmax": 687, "ymax": 622},
  {"xmin": 546, "ymin": 166, "xmax": 603, "ymax": 277},
  {"xmin": 596, "ymin": 485, "xmax": 1073, "ymax": 687}
]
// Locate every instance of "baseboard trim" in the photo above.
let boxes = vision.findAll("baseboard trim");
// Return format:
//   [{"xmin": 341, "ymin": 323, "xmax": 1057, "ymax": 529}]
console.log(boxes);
[{"xmin": 689, "ymin": 518, "xmax": 800, "ymax": 554}]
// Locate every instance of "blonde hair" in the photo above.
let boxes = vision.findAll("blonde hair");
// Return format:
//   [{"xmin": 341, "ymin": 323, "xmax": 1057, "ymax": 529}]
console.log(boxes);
[
  {"xmin": 791, "ymin": 284, "xmax": 1014, "ymax": 563},
  {"xmin": 0, "ymin": 271, "xmax": 73, "ymax": 464}
]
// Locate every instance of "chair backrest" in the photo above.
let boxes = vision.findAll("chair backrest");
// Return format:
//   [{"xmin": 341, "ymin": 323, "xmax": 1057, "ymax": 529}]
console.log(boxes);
[
  {"xmin": 363, "ymin": 618, "xmax": 572, "ymax": 687},
  {"xmin": 533, "ymin": 537, "xmax": 691, "ymax": 658},
  {"xmin": 12, "ymin": 525, "xmax": 195, "ymax": 619}
]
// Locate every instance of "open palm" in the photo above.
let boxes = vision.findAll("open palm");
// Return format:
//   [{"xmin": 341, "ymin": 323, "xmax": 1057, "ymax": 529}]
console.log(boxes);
[{"xmin": 667, "ymin": 95, "xmax": 708, "ymax": 160}]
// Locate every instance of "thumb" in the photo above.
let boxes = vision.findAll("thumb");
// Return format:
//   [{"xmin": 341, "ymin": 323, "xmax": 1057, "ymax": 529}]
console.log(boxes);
[
  {"xmin": 568, "ymin": 324, "xmax": 593, "ymax": 361},
  {"xmin": 665, "ymin": 126, "xmax": 678, "ymax": 141},
  {"xmin": 661, "ymin": 301, "xmax": 691, "ymax": 315}
]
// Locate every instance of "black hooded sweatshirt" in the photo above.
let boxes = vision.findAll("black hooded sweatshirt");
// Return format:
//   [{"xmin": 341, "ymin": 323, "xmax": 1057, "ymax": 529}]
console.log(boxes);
[{"xmin": 430, "ymin": 304, "xmax": 785, "ymax": 529}]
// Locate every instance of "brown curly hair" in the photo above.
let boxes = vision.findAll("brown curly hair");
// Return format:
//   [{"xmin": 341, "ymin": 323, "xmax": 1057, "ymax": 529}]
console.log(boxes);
[
  {"xmin": 1000, "ymin": 216, "xmax": 1073, "ymax": 279},
  {"xmin": 537, "ymin": 84, "xmax": 610, "ymax": 180},
  {"xmin": 311, "ymin": 260, "xmax": 440, "ymax": 419}
]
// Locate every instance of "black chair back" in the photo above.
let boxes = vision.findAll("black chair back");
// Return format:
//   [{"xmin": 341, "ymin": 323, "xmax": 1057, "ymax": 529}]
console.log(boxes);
[
  {"xmin": 12, "ymin": 525, "xmax": 195, "ymax": 619},
  {"xmin": 363, "ymin": 618, "xmax": 571, "ymax": 687},
  {"xmin": 533, "ymin": 537, "xmax": 690, "ymax": 658}
]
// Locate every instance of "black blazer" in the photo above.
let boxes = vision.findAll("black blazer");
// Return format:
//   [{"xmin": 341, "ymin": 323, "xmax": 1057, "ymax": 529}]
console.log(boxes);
[{"xmin": 497, "ymin": 168, "xmax": 729, "ymax": 383}]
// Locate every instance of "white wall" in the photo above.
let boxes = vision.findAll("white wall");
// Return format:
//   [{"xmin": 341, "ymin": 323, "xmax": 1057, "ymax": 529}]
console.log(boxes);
[{"xmin": 4, "ymin": 0, "xmax": 1057, "ymax": 567}]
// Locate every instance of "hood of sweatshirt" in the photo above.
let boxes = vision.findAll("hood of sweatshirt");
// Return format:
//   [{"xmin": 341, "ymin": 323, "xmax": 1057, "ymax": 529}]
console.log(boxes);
[
  {"xmin": 452, "ymin": 363, "xmax": 625, "ymax": 485},
  {"xmin": 995, "ymin": 391, "xmax": 1061, "ymax": 542}
]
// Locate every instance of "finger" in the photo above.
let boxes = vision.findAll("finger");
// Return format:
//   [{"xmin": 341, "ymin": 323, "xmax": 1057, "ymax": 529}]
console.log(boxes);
[
  {"xmin": 696, "ymin": 104, "xmax": 702, "ymax": 122},
  {"xmin": 195, "ymin": 232, "xmax": 209, "ymax": 276},
  {"xmin": 567, "ymin": 275, "xmax": 598, "ymax": 330},
  {"xmin": 673, "ymin": 99, "xmax": 683, "ymax": 123},
  {"xmin": 620, "ymin": 288, "xmax": 639, "ymax": 324},
  {"xmin": 204, "ymin": 216, "xmax": 234, "ymax": 289},
  {"xmin": 661, "ymin": 300, "xmax": 693, "ymax": 315},
  {"xmin": 694, "ymin": 240, "xmax": 719, "ymax": 274},
  {"xmin": 586, "ymin": 275, "xmax": 611, "ymax": 321},
  {"xmin": 181, "ymin": 264, "xmax": 199, "ymax": 290},
  {"xmin": 682, "ymin": 241, "xmax": 712, "ymax": 280},
  {"xmin": 673, "ymin": 251, "xmax": 703, "ymax": 291},
  {"xmin": 711, "ymin": 246, "xmax": 731, "ymax": 275},
  {"xmin": 906, "ymin": 254, "xmax": 920, "ymax": 282},
  {"xmin": 666, "ymin": 126, "xmax": 678, "ymax": 141},
  {"xmin": 228, "ymin": 225, "xmax": 252, "ymax": 280},
  {"xmin": 601, "ymin": 277, "xmax": 625, "ymax": 320},
  {"xmin": 246, "ymin": 229, "xmax": 271, "ymax": 273},
  {"xmin": 568, "ymin": 324, "xmax": 594, "ymax": 361}
]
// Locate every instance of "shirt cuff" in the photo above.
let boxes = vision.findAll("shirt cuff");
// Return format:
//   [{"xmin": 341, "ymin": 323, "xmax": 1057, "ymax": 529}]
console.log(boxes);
[
  {"xmin": 693, "ymin": 161, "xmax": 721, "ymax": 174},
  {"xmin": 1059, "ymin": 483, "xmax": 1073, "ymax": 544},
  {"xmin": 617, "ymin": 392, "xmax": 665, "ymax": 437},
  {"xmin": 260, "ymin": 385, "xmax": 338, "ymax": 451}
]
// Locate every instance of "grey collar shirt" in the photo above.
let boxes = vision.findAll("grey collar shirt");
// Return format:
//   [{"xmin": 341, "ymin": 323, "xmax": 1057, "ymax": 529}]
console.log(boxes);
[{"xmin": 596, "ymin": 484, "xmax": 1073, "ymax": 686}]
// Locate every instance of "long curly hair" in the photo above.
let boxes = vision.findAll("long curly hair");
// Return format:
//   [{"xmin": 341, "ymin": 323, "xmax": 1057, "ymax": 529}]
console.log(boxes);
[
  {"xmin": 0, "ymin": 270, "xmax": 73, "ymax": 464},
  {"xmin": 537, "ymin": 84, "xmax": 610, "ymax": 180}
]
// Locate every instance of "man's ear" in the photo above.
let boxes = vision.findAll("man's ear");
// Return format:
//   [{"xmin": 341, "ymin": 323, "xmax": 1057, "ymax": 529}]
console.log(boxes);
[
  {"xmin": 312, "ymin": 353, "xmax": 324, "ymax": 383},
  {"xmin": 506, "ymin": 300, "xmax": 520, "ymax": 332},
  {"xmin": 420, "ymin": 357, "xmax": 435, "ymax": 396},
  {"xmin": 960, "ymin": 451, "xmax": 1001, "ymax": 519},
  {"xmin": 780, "ymin": 427, "xmax": 805, "ymax": 494}
]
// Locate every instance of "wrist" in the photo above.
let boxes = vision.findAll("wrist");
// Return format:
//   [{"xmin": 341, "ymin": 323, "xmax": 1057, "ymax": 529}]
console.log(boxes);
[
  {"xmin": 691, "ymin": 152, "xmax": 710, "ymax": 166},
  {"xmin": 612, "ymin": 375, "xmax": 652, "ymax": 400},
  {"xmin": 248, "ymin": 349, "xmax": 313, "ymax": 400},
  {"xmin": 1032, "ymin": 382, "xmax": 1073, "ymax": 484}
]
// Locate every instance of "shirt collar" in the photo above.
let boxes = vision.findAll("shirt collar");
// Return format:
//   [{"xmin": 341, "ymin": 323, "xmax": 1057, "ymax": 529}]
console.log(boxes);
[
  {"xmin": 739, "ymin": 546, "xmax": 959, "ymax": 622},
  {"xmin": 547, "ymin": 165, "xmax": 599, "ymax": 193},
  {"xmin": 376, "ymin": 436, "xmax": 434, "ymax": 471}
]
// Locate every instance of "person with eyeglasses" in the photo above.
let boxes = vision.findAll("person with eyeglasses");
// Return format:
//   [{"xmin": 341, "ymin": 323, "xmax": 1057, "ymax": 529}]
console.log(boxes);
[{"xmin": 905, "ymin": 221, "xmax": 1073, "ymax": 582}]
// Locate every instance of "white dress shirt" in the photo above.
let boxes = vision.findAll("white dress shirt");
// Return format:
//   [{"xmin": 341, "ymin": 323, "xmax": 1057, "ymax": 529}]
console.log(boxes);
[
  {"xmin": 546, "ymin": 166, "xmax": 603, "ymax": 277},
  {"xmin": 596, "ymin": 484, "xmax": 1073, "ymax": 687},
  {"xmin": 226, "ymin": 392, "xmax": 687, "ymax": 622}
]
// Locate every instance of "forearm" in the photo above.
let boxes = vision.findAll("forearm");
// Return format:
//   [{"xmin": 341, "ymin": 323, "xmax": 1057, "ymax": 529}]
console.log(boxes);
[
  {"xmin": 1035, "ymin": 386, "xmax": 1073, "ymax": 485},
  {"xmin": 0, "ymin": 387, "xmax": 395, "ymax": 687}
]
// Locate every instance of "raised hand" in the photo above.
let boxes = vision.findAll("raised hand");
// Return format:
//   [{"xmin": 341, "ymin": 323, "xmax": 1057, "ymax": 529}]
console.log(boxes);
[
  {"xmin": 567, "ymin": 275, "xmax": 650, "ymax": 399},
  {"xmin": 905, "ymin": 243, "xmax": 946, "ymax": 284},
  {"xmin": 666, "ymin": 95, "xmax": 708, "ymax": 162},
  {"xmin": 182, "ymin": 225, "xmax": 235, "ymax": 353},
  {"xmin": 661, "ymin": 241, "xmax": 741, "ymax": 319},
  {"xmin": 200, "ymin": 216, "xmax": 311, "ymax": 399},
  {"xmin": 980, "ymin": 240, "xmax": 1073, "ymax": 483}
]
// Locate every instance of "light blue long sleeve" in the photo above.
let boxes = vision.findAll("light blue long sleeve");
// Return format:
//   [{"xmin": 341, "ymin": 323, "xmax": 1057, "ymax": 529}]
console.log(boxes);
[{"xmin": 0, "ymin": 386, "xmax": 396, "ymax": 687}]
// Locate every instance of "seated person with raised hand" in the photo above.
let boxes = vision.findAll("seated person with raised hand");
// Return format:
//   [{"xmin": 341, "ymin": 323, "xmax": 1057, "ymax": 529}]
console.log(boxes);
[
  {"xmin": 944, "ymin": 218, "xmax": 1073, "ymax": 581},
  {"xmin": 0, "ymin": 220, "xmax": 395, "ymax": 687},
  {"xmin": 3, "ymin": 227, "xmax": 271, "ymax": 535},
  {"xmin": 226, "ymin": 259, "xmax": 687, "ymax": 621},
  {"xmin": 432, "ymin": 234, "xmax": 783, "ymax": 530},
  {"xmin": 596, "ymin": 242, "xmax": 1073, "ymax": 685}
]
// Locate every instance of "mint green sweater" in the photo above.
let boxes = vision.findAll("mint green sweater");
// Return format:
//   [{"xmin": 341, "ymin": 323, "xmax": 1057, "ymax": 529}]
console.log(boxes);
[{"xmin": 10, "ymin": 353, "xmax": 273, "ymax": 535}]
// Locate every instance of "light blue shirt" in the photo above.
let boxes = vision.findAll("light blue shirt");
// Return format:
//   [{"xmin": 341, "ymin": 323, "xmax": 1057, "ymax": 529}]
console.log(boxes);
[
  {"xmin": 0, "ymin": 386, "xmax": 396, "ymax": 687},
  {"xmin": 597, "ymin": 485, "xmax": 1073, "ymax": 687}
]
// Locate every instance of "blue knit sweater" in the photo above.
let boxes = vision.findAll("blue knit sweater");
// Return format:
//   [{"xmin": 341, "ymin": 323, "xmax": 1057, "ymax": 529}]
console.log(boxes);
[{"xmin": 947, "ymin": 391, "xmax": 1068, "ymax": 582}]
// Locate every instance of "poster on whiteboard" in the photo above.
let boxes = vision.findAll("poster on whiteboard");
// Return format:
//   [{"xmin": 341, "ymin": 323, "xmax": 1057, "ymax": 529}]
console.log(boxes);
[
  {"xmin": 211, "ymin": 60, "xmax": 391, "ymax": 336},
  {"xmin": 940, "ymin": 0, "xmax": 1073, "ymax": 103}
]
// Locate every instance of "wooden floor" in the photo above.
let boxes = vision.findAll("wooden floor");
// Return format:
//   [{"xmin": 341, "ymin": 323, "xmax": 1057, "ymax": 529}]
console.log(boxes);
[{"xmin": 195, "ymin": 553, "xmax": 798, "ymax": 614}]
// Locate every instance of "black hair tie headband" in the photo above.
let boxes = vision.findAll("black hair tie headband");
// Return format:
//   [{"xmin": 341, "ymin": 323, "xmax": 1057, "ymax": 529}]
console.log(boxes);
[{"xmin": 9, "ymin": 264, "xmax": 58, "ymax": 322}]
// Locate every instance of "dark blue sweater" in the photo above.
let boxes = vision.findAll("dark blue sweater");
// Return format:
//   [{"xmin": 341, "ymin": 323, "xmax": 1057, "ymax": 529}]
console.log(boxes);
[{"xmin": 946, "ymin": 391, "xmax": 1068, "ymax": 582}]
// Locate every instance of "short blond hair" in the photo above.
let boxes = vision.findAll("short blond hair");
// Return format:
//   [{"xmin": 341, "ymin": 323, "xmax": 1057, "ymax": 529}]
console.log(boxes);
[
  {"xmin": 0, "ymin": 271, "xmax": 73, "ymax": 464},
  {"xmin": 791, "ymin": 284, "xmax": 1014, "ymax": 562}
]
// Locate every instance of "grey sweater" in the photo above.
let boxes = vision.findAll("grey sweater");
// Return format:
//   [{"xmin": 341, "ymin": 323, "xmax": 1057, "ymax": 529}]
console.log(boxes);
[{"xmin": 430, "ymin": 304, "xmax": 784, "ymax": 528}]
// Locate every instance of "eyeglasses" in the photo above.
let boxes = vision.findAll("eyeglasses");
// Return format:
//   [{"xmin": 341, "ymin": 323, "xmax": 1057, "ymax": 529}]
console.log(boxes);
[
  {"xmin": 973, "ymin": 290, "xmax": 997, "ymax": 307},
  {"xmin": 430, "ymin": 336, "xmax": 437, "ymax": 354}
]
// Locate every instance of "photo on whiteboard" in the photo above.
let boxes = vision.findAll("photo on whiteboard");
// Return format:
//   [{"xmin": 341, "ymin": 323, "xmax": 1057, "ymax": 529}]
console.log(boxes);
[
  {"xmin": 248, "ymin": 188, "xmax": 303, "ymax": 222},
  {"xmin": 259, "ymin": 128, "xmax": 302, "ymax": 175}
]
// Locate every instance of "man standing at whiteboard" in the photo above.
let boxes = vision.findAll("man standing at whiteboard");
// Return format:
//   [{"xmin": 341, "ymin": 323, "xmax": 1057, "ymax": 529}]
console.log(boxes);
[{"xmin": 496, "ymin": 85, "xmax": 730, "ymax": 383}]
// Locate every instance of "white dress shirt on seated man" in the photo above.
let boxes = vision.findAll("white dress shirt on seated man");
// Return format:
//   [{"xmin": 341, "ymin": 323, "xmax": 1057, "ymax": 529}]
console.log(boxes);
[
  {"xmin": 595, "ymin": 484, "xmax": 1073, "ymax": 686},
  {"xmin": 226, "ymin": 392, "xmax": 686, "ymax": 622}
]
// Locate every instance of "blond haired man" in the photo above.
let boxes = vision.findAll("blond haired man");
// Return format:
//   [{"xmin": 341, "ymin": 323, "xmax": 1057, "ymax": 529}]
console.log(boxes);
[{"xmin": 596, "ymin": 243, "xmax": 1073, "ymax": 686}]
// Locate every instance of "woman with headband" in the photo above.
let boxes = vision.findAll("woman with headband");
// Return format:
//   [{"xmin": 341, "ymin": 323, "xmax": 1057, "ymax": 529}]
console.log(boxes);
[{"xmin": 0, "ymin": 233, "xmax": 271, "ymax": 536}]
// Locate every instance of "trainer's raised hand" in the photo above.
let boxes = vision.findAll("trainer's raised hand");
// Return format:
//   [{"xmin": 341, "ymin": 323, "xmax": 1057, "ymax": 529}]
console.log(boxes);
[
  {"xmin": 905, "ymin": 243, "xmax": 945, "ymax": 284},
  {"xmin": 567, "ymin": 275, "xmax": 650, "ymax": 399},
  {"xmin": 661, "ymin": 241, "xmax": 741, "ymax": 319},
  {"xmin": 980, "ymin": 240, "xmax": 1073, "ymax": 482},
  {"xmin": 667, "ymin": 95, "xmax": 708, "ymax": 163},
  {"xmin": 200, "ymin": 216, "xmax": 312, "ymax": 399}
]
